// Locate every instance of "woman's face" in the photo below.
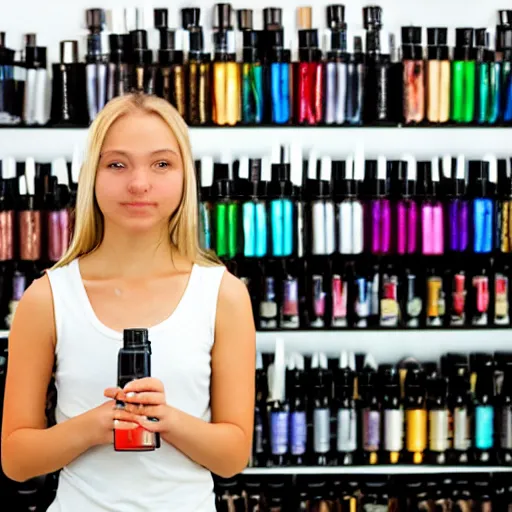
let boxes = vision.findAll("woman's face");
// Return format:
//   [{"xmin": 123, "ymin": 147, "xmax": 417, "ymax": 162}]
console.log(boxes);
[{"xmin": 95, "ymin": 111, "xmax": 184, "ymax": 234}]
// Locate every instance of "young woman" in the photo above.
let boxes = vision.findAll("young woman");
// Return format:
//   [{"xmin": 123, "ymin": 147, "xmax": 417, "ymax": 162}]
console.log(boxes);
[{"xmin": 1, "ymin": 94, "xmax": 255, "ymax": 511}]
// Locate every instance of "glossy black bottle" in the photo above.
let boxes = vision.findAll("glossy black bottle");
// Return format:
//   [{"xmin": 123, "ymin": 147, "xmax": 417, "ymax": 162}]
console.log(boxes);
[
  {"xmin": 334, "ymin": 365, "xmax": 357, "ymax": 465},
  {"xmin": 310, "ymin": 367, "xmax": 332, "ymax": 466},
  {"xmin": 358, "ymin": 363, "xmax": 381, "ymax": 464},
  {"xmin": 251, "ymin": 360, "xmax": 269, "ymax": 467},
  {"xmin": 288, "ymin": 368, "xmax": 307, "ymax": 466},
  {"xmin": 497, "ymin": 359, "xmax": 512, "ymax": 464}
]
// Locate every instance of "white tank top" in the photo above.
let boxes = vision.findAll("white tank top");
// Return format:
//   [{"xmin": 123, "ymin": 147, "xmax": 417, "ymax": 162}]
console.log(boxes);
[{"xmin": 45, "ymin": 258, "xmax": 225, "ymax": 512}]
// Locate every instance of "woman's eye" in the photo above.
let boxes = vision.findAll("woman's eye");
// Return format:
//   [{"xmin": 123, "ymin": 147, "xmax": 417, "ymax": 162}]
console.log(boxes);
[
  {"xmin": 155, "ymin": 161, "xmax": 170, "ymax": 170},
  {"xmin": 107, "ymin": 162, "xmax": 125, "ymax": 170}
]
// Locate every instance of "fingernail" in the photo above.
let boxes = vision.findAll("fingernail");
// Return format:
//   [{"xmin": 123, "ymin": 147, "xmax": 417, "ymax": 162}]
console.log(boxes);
[{"xmin": 126, "ymin": 392, "xmax": 136, "ymax": 398}]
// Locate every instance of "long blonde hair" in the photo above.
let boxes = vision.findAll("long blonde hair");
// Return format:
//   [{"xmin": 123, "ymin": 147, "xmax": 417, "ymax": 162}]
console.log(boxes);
[{"xmin": 54, "ymin": 93, "xmax": 220, "ymax": 268}]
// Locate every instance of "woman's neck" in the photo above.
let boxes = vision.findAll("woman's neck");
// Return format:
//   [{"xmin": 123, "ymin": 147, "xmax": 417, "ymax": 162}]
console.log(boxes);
[{"xmin": 84, "ymin": 226, "xmax": 189, "ymax": 278}]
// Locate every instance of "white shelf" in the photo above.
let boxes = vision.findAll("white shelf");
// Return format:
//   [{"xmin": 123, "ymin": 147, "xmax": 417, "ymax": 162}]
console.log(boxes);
[
  {"xmin": 2, "ymin": 126, "xmax": 512, "ymax": 160},
  {"xmin": 256, "ymin": 329, "xmax": 512, "ymax": 363},
  {"xmin": 243, "ymin": 465, "xmax": 512, "ymax": 475}
]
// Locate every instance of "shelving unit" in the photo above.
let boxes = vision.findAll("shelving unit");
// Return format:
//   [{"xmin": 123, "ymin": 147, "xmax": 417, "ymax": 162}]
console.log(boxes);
[
  {"xmin": 2, "ymin": 126, "xmax": 512, "ymax": 159},
  {"xmin": 243, "ymin": 466, "xmax": 512, "ymax": 475}
]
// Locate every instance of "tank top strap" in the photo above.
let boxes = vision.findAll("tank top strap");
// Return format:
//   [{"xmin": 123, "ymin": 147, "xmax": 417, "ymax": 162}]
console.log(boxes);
[{"xmin": 186, "ymin": 264, "xmax": 226, "ymax": 338}]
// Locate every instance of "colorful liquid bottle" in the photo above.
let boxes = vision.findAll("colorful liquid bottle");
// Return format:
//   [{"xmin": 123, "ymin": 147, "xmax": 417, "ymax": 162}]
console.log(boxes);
[
  {"xmin": 451, "ymin": 28, "xmax": 476, "ymax": 123},
  {"xmin": 241, "ymin": 30, "xmax": 264, "ymax": 124},
  {"xmin": 426, "ymin": 27, "xmax": 451, "ymax": 123},
  {"xmin": 268, "ymin": 29, "xmax": 291, "ymax": 125},
  {"xmin": 402, "ymin": 26, "xmax": 425, "ymax": 124},
  {"xmin": 395, "ymin": 156, "xmax": 418, "ymax": 255},
  {"xmin": 404, "ymin": 366, "xmax": 427, "ymax": 464}
]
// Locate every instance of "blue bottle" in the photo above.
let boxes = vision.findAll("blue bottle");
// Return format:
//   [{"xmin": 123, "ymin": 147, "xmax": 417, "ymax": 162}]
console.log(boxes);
[
  {"xmin": 468, "ymin": 159, "xmax": 496, "ymax": 254},
  {"xmin": 472, "ymin": 354, "xmax": 495, "ymax": 464},
  {"xmin": 268, "ymin": 30, "xmax": 291, "ymax": 125},
  {"xmin": 268, "ymin": 160, "xmax": 295, "ymax": 258}
]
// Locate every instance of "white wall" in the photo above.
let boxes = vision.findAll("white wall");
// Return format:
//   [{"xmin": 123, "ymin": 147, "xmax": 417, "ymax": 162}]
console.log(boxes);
[{"xmin": 1, "ymin": 0, "xmax": 506, "ymax": 70}]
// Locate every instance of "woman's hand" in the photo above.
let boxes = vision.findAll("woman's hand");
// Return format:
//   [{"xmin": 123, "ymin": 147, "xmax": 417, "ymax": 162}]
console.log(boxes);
[
  {"xmin": 82, "ymin": 400, "xmax": 140, "ymax": 447},
  {"xmin": 104, "ymin": 378, "xmax": 172, "ymax": 434}
]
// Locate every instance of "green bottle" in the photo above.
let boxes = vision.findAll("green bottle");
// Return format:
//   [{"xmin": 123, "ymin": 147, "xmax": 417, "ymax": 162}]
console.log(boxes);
[
  {"xmin": 212, "ymin": 162, "xmax": 239, "ymax": 259},
  {"xmin": 452, "ymin": 28, "xmax": 476, "ymax": 123}
]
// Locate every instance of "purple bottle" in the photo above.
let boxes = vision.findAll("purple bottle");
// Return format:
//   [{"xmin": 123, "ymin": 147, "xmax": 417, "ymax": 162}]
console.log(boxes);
[
  {"xmin": 418, "ymin": 159, "xmax": 444, "ymax": 255},
  {"xmin": 395, "ymin": 156, "xmax": 418, "ymax": 254},
  {"xmin": 365, "ymin": 156, "xmax": 391, "ymax": 254},
  {"xmin": 443, "ymin": 155, "xmax": 469, "ymax": 253}
]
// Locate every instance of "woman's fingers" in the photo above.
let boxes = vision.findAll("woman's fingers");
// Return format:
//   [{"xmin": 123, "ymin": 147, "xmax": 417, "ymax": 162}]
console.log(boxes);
[
  {"xmin": 120, "ymin": 392, "xmax": 164, "ymax": 405},
  {"xmin": 113, "ymin": 408, "xmax": 141, "ymax": 425},
  {"xmin": 122, "ymin": 378, "xmax": 164, "ymax": 393},
  {"xmin": 123, "ymin": 403, "xmax": 164, "ymax": 419},
  {"xmin": 113, "ymin": 420, "xmax": 139, "ymax": 430}
]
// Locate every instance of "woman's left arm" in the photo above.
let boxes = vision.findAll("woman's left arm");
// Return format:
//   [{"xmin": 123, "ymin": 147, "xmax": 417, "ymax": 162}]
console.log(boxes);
[{"xmin": 108, "ymin": 272, "xmax": 256, "ymax": 478}]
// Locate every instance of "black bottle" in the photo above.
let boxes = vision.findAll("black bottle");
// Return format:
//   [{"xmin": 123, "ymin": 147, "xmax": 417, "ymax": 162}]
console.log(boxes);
[
  {"xmin": 496, "ymin": 357, "xmax": 512, "ymax": 464},
  {"xmin": 404, "ymin": 365, "xmax": 427, "ymax": 464},
  {"xmin": 251, "ymin": 353, "xmax": 268, "ymax": 467},
  {"xmin": 358, "ymin": 357, "xmax": 380, "ymax": 464},
  {"xmin": 114, "ymin": 328, "xmax": 160, "ymax": 452},
  {"xmin": 50, "ymin": 41, "xmax": 88, "ymax": 126},
  {"xmin": 427, "ymin": 376, "xmax": 450, "ymax": 464},
  {"xmin": 334, "ymin": 362, "xmax": 357, "ymax": 465},
  {"xmin": 288, "ymin": 366, "xmax": 307, "ymax": 465}
]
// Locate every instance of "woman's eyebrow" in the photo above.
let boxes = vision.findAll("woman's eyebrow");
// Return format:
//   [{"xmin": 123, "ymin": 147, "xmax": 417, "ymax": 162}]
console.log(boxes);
[{"xmin": 100, "ymin": 149, "xmax": 179, "ymax": 157}]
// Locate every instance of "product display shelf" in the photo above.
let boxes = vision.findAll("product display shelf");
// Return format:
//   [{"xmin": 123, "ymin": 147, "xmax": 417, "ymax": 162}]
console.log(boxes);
[
  {"xmin": 243, "ymin": 465, "xmax": 512, "ymax": 475},
  {"xmin": 3, "ymin": 126, "xmax": 512, "ymax": 159}
]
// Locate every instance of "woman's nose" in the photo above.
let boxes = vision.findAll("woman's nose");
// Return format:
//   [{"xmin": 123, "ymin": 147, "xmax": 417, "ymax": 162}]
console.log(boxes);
[{"xmin": 127, "ymin": 168, "xmax": 150, "ymax": 194}]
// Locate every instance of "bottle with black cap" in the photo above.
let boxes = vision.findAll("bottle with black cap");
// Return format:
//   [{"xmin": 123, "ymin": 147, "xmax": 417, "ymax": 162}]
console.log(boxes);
[
  {"xmin": 494, "ymin": 352, "xmax": 512, "ymax": 464},
  {"xmin": 154, "ymin": 10, "xmax": 186, "ymax": 117},
  {"xmin": 268, "ymin": 146, "xmax": 295, "ymax": 258},
  {"xmin": 426, "ymin": 27, "xmax": 450, "ymax": 123},
  {"xmin": 214, "ymin": 477, "xmax": 245, "ymax": 511},
  {"xmin": 452, "ymin": 28, "xmax": 476, "ymax": 123},
  {"xmin": 362, "ymin": 5, "xmax": 391, "ymax": 124},
  {"xmin": 11, "ymin": 46, "xmax": 26, "ymax": 126},
  {"xmin": 267, "ymin": 28, "xmax": 291, "ymax": 125},
  {"xmin": 107, "ymin": 31, "xmax": 130, "ymax": 101},
  {"xmin": 325, "ymin": 5, "xmax": 348, "ymax": 125},
  {"xmin": 496, "ymin": 10, "xmax": 512, "ymax": 122},
  {"xmin": 380, "ymin": 364, "xmax": 403, "ymax": 464},
  {"xmin": 0, "ymin": 33, "xmax": 17, "ymax": 124},
  {"xmin": 345, "ymin": 33, "xmax": 365, "ymax": 125},
  {"xmin": 114, "ymin": 328, "xmax": 160, "ymax": 452},
  {"xmin": 241, "ymin": 29, "xmax": 264, "ymax": 124},
  {"xmin": 212, "ymin": 3, "xmax": 240, "ymax": 126},
  {"xmin": 475, "ymin": 28, "xmax": 500, "ymax": 125},
  {"xmin": 129, "ymin": 25, "xmax": 155, "ymax": 94},
  {"xmin": 497, "ymin": 158, "xmax": 512, "ymax": 254},
  {"xmin": 404, "ymin": 364, "xmax": 427, "ymax": 464},
  {"xmin": 195, "ymin": 157, "xmax": 214, "ymax": 251},
  {"xmin": 84, "ymin": 8, "xmax": 107, "ymax": 123},
  {"xmin": 51, "ymin": 40, "xmax": 87, "ymax": 126},
  {"xmin": 287, "ymin": 354, "xmax": 307, "ymax": 466},
  {"xmin": 427, "ymin": 375, "xmax": 450, "ymax": 464},
  {"xmin": 296, "ymin": 28, "xmax": 324, "ymax": 125},
  {"xmin": 468, "ymin": 157, "xmax": 496, "ymax": 254},
  {"xmin": 471, "ymin": 353, "xmax": 495, "ymax": 464},
  {"xmin": 211, "ymin": 160, "xmax": 240, "ymax": 259},
  {"xmin": 185, "ymin": 22, "xmax": 212, "ymax": 125},
  {"xmin": 402, "ymin": 26, "xmax": 425, "ymax": 124}
]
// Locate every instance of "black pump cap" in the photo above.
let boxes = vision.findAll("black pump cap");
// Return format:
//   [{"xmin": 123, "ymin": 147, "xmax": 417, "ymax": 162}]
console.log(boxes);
[
  {"xmin": 427, "ymin": 27, "xmax": 447, "ymax": 46},
  {"xmin": 213, "ymin": 3, "xmax": 233, "ymax": 31},
  {"xmin": 211, "ymin": 163, "xmax": 236, "ymax": 199},
  {"xmin": 327, "ymin": 5, "xmax": 346, "ymax": 30},
  {"xmin": 238, "ymin": 9, "xmax": 253, "ymax": 31},
  {"xmin": 397, "ymin": 159, "xmax": 416, "ymax": 198},
  {"xmin": 416, "ymin": 161, "xmax": 441, "ymax": 198},
  {"xmin": 467, "ymin": 160, "xmax": 495, "ymax": 198},
  {"xmin": 159, "ymin": 29, "xmax": 175, "ymax": 51},
  {"xmin": 154, "ymin": 9, "xmax": 168, "ymax": 30},
  {"xmin": 189, "ymin": 28, "xmax": 204, "ymax": 53},
  {"xmin": 25, "ymin": 46, "xmax": 47, "ymax": 68},
  {"xmin": 333, "ymin": 160, "xmax": 358, "ymax": 198},
  {"xmin": 330, "ymin": 29, "xmax": 347, "ymax": 52},
  {"xmin": 498, "ymin": 159, "xmax": 512, "ymax": 199},
  {"xmin": 363, "ymin": 5, "xmax": 382, "ymax": 30},
  {"xmin": 86, "ymin": 8, "xmax": 105, "ymax": 32},
  {"xmin": 475, "ymin": 28, "xmax": 487, "ymax": 47},
  {"xmin": 269, "ymin": 29, "xmax": 285, "ymax": 49},
  {"xmin": 131, "ymin": 29, "xmax": 148, "ymax": 50},
  {"xmin": 404, "ymin": 366, "xmax": 426, "ymax": 392},
  {"xmin": 268, "ymin": 164, "xmax": 294, "ymax": 198},
  {"xmin": 243, "ymin": 30, "xmax": 259, "ymax": 49},
  {"xmin": 237, "ymin": 158, "xmax": 267, "ymax": 198},
  {"xmin": 499, "ymin": 10, "xmax": 512, "ymax": 27},
  {"xmin": 337, "ymin": 366, "xmax": 355, "ymax": 392},
  {"xmin": 263, "ymin": 8, "xmax": 282, "ymax": 30},
  {"xmin": 455, "ymin": 28, "xmax": 474, "ymax": 47},
  {"xmin": 364, "ymin": 160, "xmax": 389, "ymax": 197},
  {"xmin": 298, "ymin": 29, "xmax": 319, "ymax": 49},
  {"xmin": 0, "ymin": 32, "xmax": 5, "ymax": 48},
  {"xmin": 402, "ymin": 26, "xmax": 422, "ymax": 45},
  {"xmin": 109, "ymin": 34, "xmax": 127, "ymax": 61},
  {"xmin": 498, "ymin": 27, "xmax": 512, "ymax": 51},
  {"xmin": 182, "ymin": 8, "xmax": 201, "ymax": 29},
  {"xmin": 123, "ymin": 328, "xmax": 149, "ymax": 348}
]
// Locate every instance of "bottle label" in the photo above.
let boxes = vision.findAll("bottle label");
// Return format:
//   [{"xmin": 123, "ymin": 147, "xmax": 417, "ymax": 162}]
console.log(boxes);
[
  {"xmin": 429, "ymin": 409, "xmax": 449, "ymax": 452},
  {"xmin": 270, "ymin": 411, "xmax": 289, "ymax": 455},
  {"xmin": 384, "ymin": 409, "xmax": 404, "ymax": 452},
  {"xmin": 453, "ymin": 407, "xmax": 470, "ymax": 451},
  {"xmin": 475, "ymin": 405, "xmax": 494, "ymax": 450},
  {"xmin": 290, "ymin": 411, "xmax": 307, "ymax": 455},
  {"xmin": 405, "ymin": 409, "xmax": 427, "ymax": 453},
  {"xmin": 337, "ymin": 408, "xmax": 357, "ymax": 452},
  {"xmin": 363, "ymin": 409, "xmax": 381, "ymax": 451},
  {"xmin": 313, "ymin": 408, "xmax": 331, "ymax": 454}
]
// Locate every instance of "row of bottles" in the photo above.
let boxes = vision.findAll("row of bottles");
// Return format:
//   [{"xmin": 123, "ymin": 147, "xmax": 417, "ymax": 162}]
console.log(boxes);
[
  {"xmin": 231, "ymin": 257, "xmax": 511, "ymax": 330},
  {"xmin": 215, "ymin": 474, "xmax": 512, "ymax": 511},
  {"xmin": 252, "ymin": 341, "xmax": 512, "ymax": 467},
  {"xmin": 196, "ymin": 150, "xmax": 512, "ymax": 260},
  {"xmin": 4, "ymin": 6, "xmax": 512, "ymax": 126}
]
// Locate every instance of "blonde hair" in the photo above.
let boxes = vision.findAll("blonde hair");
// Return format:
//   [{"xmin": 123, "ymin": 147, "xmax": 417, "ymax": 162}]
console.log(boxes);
[{"xmin": 54, "ymin": 93, "xmax": 220, "ymax": 268}]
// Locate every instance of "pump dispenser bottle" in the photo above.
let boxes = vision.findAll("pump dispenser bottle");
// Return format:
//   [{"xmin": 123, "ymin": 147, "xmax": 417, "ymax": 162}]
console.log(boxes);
[
  {"xmin": 381, "ymin": 365, "xmax": 403, "ymax": 464},
  {"xmin": 241, "ymin": 30, "xmax": 264, "ymax": 124},
  {"xmin": 346, "ymin": 33, "xmax": 365, "ymax": 125},
  {"xmin": 404, "ymin": 365, "xmax": 427, "ymax": 464},
  {"xmin": 115, "ymin": 328, "xmax": 160, "ymax": 451},
  {"xmin": 475, "ymin": 28, "xmax": 500, "ymax": 124},
  {"xmin": 311, "ymin": 353, "xmax": 331, "ymax": 466},
  {"xmin": 395, "ymin": 155, "xmax": 418, "ymax": 255},
  {"xmin": 452, "ymin": 28, "xmax": 476, "ymax": 123},
  {"xmin": 402, "ymin": 26, "xmax": 425, "ymax": 124},
  {"xmin": 426, "ymin": 27, "xmax": 451, "ymax": 123},
  {"xmin": 359, "ymin": 354, "xmax": 380, "ymax": 465},
  {"xmin": 287, "ymin": 353, "xmax": 307, "ymax": 466}
]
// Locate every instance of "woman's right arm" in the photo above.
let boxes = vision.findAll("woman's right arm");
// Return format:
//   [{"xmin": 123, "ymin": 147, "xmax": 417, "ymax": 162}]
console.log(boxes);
[{"xmin": 2, "ymin": 275, "xmax": 111, "ymax": 482}]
